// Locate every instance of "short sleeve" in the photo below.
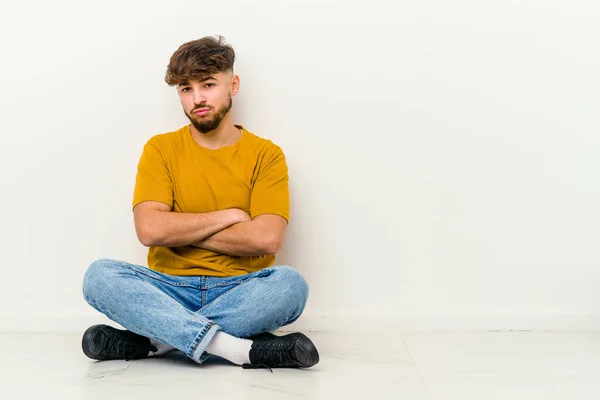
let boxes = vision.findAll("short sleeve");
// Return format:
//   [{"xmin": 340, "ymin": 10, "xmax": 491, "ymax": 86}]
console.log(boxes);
[
  {"xmin": 250, "ymin": 145, "xmax": 290, "ymax": 221},
  {"xmin": 132, "ymin": 139, "xmax": 174, "ymax": 210}
]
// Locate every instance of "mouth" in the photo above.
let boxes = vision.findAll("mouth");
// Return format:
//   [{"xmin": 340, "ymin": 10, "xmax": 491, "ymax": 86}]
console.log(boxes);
[{"xmin": 193, "ymin": 108, "xmax": 211, "ymax": 116}]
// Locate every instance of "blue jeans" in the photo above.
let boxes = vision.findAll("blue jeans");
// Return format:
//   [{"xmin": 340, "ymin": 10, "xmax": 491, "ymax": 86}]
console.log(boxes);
[{"xmin": 82, "ymin": 259, "xmax": 309, "ymax": 363}]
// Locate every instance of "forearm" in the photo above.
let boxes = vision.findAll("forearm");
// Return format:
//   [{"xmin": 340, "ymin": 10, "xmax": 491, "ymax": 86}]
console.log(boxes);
[
  {"xmin": 192, "ymin": 220, "xmax": 272, "ymax": 257},
  {"xmin": 138, "ymin": 209, "xmax": 242, "ymax": 248}
]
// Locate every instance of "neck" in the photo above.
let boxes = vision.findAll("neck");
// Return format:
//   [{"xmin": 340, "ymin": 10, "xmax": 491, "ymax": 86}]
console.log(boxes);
[{"xmin": 190, "ymin": 113, "xmax": 241, "ymax": 150}]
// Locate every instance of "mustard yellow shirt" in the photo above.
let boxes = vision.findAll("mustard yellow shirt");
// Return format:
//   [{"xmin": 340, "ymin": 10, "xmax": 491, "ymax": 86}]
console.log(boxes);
[{"xmin": 132, "ymin": 124, "xmax": 289, "ymax": 277}]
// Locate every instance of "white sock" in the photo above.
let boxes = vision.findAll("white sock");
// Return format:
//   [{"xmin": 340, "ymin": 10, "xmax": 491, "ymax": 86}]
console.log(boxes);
[
  {"xmin": 205, "ymin": 331, "xmax": 252, "ymax": 365},
  {"xmin": 148, "ymin": 338, "xmax": 177, "ymax": 357}
]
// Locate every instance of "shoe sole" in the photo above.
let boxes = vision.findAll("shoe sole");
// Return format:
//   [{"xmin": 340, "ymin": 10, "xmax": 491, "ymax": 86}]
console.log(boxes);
[{"xmin": 293, "ymin": 333, "xmax": 320, "ymax": 368}]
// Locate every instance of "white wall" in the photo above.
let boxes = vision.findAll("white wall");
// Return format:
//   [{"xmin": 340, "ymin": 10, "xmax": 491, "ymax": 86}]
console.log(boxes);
[{"xmin": 1, "ymin": 0, "xmax": 599, "ymax": 331}]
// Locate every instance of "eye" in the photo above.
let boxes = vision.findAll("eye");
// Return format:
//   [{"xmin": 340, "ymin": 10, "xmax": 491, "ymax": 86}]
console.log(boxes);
[
  {"xmin": 204, "ymin": 83, "xmax": 215, "ymax": 88},
  {"xmin": 181, "ymin": 87, "xmax": 190, "ymax": 92}
]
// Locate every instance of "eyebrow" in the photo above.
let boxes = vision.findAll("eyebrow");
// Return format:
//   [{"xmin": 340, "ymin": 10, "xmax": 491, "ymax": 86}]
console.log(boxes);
[
  {"xmin": 179, "ymin": 76, "xmax": 218, "ymax": 87},
  {"xmin": 199, "ymin": 76, "xmax": 218, "ymax": 82}
]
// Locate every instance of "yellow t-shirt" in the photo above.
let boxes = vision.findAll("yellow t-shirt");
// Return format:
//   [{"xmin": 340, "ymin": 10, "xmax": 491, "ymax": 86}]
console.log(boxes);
[{"xmin": 132, "ymin": 124, "xmax": 290, "ymax": 277}]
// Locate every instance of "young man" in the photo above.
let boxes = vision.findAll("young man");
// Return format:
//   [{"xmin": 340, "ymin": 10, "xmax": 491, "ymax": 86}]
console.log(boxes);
[{"xmin": 81, "ymin": 36, "xmax": 319, "ymax": 369}]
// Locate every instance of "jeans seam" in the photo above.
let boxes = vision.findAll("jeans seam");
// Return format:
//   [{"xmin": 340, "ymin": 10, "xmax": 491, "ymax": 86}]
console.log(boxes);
[
  {"xmin": 107, "ymin": 262, "xmax": 216, "ymax": 331},
  {"xmin": 203, "ymin": 269, "xmax": 269, "ymax": 289},
  {"xmin": 201, "ymin": 276, "xmax": 207, "ymax": 308},
  {"xmin": 128, "ymin": 266, "xmax": 197, "ymax": 288},
  {"xmin": 197, "ymin": 273, "xmax": 267, "ymax": 314}
]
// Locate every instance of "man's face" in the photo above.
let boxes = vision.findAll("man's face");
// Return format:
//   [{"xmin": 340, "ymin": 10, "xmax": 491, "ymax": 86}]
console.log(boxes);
[{"xmin": 178, "ymin": 71, "xmax": 238, "ymax": 133}]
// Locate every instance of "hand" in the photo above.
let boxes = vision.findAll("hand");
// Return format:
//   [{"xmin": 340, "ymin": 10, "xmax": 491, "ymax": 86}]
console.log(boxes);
[{"xmin": 228, "ymin": 208, "xmax": 252, "ymax": 224}]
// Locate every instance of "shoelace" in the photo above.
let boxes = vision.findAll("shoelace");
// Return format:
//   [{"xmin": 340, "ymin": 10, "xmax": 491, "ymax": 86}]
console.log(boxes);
[
  {"xmin": 147, "ymin": 346, "xmax": 159, "ymax": 358},
  {"xmin": 244, "ymin": 341, "xmax": 296, "ymax": 370},
  {"xmin": 242, "ymin": 362, "xmax": 274, "ymax": 372},
  {"xmin": 126, "ymin": 344, "xmax": 158, "ymax": 361},
  {"xmin": 101, "ymin": 331, "xmax": 155, "ymax": 361}
]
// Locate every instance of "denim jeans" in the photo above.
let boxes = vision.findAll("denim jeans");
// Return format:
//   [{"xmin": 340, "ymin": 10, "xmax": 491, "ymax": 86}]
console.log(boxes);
[{"xmin": 82, "ymin": 258, "xmax": 309, "ymax": 363}]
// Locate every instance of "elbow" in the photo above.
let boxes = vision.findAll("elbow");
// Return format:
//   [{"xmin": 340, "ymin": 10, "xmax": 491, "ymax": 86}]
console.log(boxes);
[
  {"xmin": 139, "ymin": 236, "xmax": 155, "ymax": 248},
  {"xmin": 133, "ymin": 205, "xmax": 171, "ymax": 247},
  {"xmin": 137, "ymin": 227, "xmax": 159, "ymax": 247},
  {"xmin": 262, "ymin": 236, "xmax": 283, "ymax": 255}
]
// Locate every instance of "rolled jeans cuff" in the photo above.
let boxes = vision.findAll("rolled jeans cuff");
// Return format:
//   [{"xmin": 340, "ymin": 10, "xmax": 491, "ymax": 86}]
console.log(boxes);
[{"xmin": 188, "ymin": 321, "xmax": 220, "ymax": 363}]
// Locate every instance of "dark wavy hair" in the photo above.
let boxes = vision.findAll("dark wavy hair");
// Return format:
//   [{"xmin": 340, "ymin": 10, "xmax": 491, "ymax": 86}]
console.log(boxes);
[{"xmin": 165, "ymin": 35, "xmax": 235, "ymax": 86}]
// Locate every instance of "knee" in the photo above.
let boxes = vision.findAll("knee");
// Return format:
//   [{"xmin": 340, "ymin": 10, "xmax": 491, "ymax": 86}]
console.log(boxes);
[
  {"xmin": 82, "ymin": 258, "xmax": 125, "ymax": 305},
  {"xmin": 268, "ymin": 265, "xmax": 309, "ymax": 311}
]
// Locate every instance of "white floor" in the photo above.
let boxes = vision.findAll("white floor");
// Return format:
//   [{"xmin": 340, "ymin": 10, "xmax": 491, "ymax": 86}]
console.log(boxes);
[{"xmin": 1, "ymin": 331, "xmax": 599, "ymax": 399}]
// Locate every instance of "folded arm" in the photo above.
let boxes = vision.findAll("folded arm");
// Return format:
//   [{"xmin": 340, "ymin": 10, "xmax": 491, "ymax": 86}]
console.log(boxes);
[
  {"xmin": 133, "ymin": 201, "xmax": 251, "ymax": 247},
  {"xmin": 192, "ymin": 214, "xmax": 288, "ymax": 257}
]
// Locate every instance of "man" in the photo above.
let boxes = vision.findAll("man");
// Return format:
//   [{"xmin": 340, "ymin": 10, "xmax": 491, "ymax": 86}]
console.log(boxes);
[{"xmin": 81, "ymin": 36, "xmax": 319, "ymax": 370}]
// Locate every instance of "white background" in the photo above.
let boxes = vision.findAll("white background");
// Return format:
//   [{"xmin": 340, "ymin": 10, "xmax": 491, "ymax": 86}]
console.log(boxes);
[{"xmin": 0, "ymin": 0, "xmax": 598, "ymax": 331}]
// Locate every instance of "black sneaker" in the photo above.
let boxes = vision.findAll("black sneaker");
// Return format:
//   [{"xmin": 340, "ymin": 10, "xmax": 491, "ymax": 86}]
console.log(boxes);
[
  {"xmin": 82, "ymin": 324, "xmax": 157, "ymax": 361},
  {"xmin": 242, "ymin": 332, "xmax": 319, "ymax": 370}
]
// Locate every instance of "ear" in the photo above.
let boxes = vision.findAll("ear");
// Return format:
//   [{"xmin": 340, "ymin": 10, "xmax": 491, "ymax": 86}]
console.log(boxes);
[{"xmin": 231, "ymin": 74, "xmax": 241, "ymax": 96}]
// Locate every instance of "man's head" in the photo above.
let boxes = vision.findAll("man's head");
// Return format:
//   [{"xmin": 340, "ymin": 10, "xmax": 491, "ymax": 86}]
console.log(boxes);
[{"xmin": 165, "ymin": 36, "xmax": 239, "ymax": 134}]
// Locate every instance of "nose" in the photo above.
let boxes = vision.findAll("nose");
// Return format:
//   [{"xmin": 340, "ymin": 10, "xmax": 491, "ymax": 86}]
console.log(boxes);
[{"xmin": 192, "ymin": 89, "xmax": 207, "ymax": 106}]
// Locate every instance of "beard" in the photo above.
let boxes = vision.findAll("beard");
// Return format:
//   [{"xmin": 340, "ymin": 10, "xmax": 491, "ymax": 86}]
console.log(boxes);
[{"xmin": 185, "ymin": 94, "xmax": 233, "ymax": 134}]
